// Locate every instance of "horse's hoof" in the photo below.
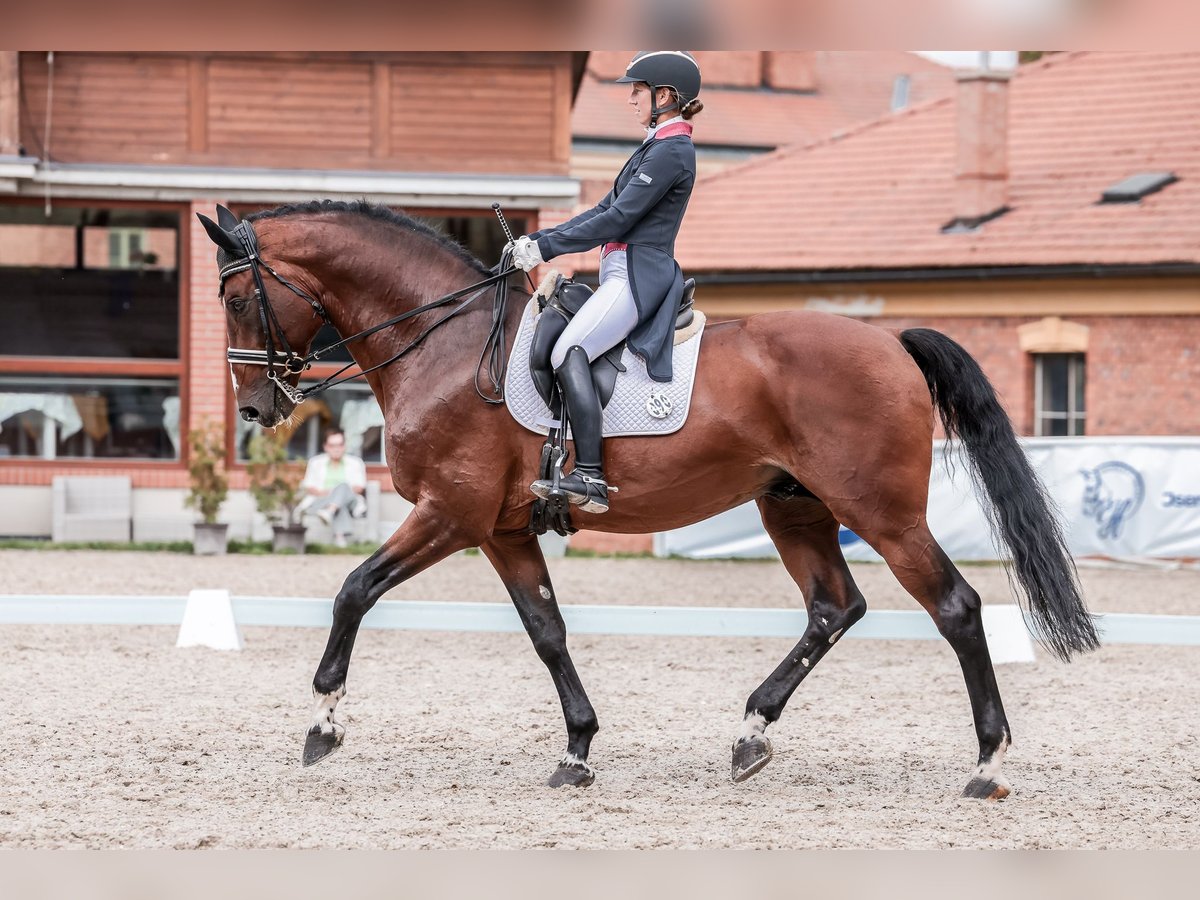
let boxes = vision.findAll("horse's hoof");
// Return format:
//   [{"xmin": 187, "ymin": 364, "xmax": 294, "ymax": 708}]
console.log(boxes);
[
  {"xmin": 547, "ymin": 760, "xmax": 595, "ymax": 788},
  {"xmin": 961, "ymin": 776, "xmax": 1010, "ymax": 801},
  {"xmin": 731, "ymin": 735, "xmax": 773, "ymax": 783},
  {"xmin": 302, "ymin": 726, "xmax": 343, "ymax": 767}
]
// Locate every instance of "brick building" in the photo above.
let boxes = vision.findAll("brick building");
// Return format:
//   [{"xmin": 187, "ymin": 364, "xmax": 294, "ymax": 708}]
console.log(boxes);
[
  {"xmin": 662, "ymin": 51, "xmax": 1200, "ymax": 437},
  {"xmin": 0, "ymin": 51, "xmax": 586, "ymax": 538}
]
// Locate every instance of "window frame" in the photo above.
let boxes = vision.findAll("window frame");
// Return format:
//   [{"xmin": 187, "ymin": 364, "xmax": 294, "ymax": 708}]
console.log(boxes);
[
  {"xmin": 0, "ymin": 196, "xmax": 189, "ymax": 469},
  {"xmin": 1032, "ymin": 352, "xmax": 1087, "ymax": 437}
]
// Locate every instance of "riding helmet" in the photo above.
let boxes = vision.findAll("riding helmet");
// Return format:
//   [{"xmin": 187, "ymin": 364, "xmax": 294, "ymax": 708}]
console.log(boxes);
[{"xmin": 615, "ymin": 51, "xmax": 702, "ymax": 106}]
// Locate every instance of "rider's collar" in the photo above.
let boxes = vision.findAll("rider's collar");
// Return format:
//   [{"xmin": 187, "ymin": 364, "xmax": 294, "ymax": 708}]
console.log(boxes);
[{"xmin": 643, "ymin": 115, "xmax": 685, "ymax": 141}]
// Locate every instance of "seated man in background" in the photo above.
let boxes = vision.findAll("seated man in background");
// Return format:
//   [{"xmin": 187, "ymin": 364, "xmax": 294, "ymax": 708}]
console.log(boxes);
[{"xmin": 298, "ymin": 428, "xmax": 367, "ymax": 547}]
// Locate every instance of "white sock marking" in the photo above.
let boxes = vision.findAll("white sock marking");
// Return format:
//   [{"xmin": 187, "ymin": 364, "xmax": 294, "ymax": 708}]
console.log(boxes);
[
  {"xmin": 310, "ymin": 685, "xmax": 346, "ymax": 736},
  {"xmin": 972, "ymin": 732, "xmax": 1012, "ymax": 786},
  {"xmin": 735, "ymin": 711, "xmax": 767, "ymax": 745},
  {"xmin": 560, "ymin": 752, "xmax": 594, "ymax": 774}
]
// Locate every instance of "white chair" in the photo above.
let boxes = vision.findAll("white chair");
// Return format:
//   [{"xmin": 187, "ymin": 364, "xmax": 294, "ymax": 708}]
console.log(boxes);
[{"xmin": 52, "ymin": 476, "xmax": 132, "ymax": 543}]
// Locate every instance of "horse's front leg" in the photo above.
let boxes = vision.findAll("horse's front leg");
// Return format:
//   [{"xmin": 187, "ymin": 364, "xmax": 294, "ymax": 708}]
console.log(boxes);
[
  {"xmin": 303, "ymin": 504, "xmax": 474, "ymax": 766},
  {"xmin": 481, "ymin": 532, "xmax": 599, "ymax": 787}
]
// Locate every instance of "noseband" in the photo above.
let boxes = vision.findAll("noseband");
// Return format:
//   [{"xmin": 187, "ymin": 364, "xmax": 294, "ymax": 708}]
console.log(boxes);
[{"xmin": 223, "ymin": 218, "xmax": 518, "ymax": 405}]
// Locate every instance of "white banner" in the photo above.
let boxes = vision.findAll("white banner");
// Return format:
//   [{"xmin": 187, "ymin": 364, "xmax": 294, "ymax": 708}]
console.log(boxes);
[{"xmin": 655, "ymin": 438, "xmax": 1200, "ymax": 562}]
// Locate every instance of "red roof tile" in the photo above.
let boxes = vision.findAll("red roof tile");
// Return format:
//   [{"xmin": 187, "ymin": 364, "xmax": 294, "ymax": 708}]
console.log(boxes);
[{"xmin": 669, "ymin": 52, "xmax": 1200, "ymax": 273}]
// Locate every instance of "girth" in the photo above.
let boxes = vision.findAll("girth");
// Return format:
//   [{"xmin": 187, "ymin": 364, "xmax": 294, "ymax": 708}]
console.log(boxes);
[{"xmin": 528, "ymin": 273, "xmax": 697, "ymax": 410}]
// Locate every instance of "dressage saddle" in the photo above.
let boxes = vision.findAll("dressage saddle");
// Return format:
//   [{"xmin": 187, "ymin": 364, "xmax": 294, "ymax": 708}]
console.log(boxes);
[{"xmin": 528, "ymin": 274, "xmax": 697, "ymax": 410}]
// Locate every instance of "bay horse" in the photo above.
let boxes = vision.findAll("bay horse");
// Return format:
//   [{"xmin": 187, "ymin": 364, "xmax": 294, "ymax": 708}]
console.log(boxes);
[{"xmin": 199, "ymin": 200, "xmax": 1099, "ymax": 800}]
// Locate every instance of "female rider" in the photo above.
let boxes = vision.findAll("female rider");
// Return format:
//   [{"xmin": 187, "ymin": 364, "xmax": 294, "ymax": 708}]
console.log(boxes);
[{"xmin": 510, "ymin": 50, "xmax": 703, "ymax": 514}]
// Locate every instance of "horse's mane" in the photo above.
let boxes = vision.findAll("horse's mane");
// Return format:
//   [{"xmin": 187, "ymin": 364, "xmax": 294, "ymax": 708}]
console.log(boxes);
[{"xmin": 249, "ymin": 199, "xmax": 490, "ymax": 276}]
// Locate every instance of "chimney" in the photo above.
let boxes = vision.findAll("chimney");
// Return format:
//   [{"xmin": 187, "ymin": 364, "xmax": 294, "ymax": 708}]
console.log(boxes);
[
  {"xmin": 763, "ymin": 52, "xmax": 817, "ymax": 92},
  {"xmin": 0, "ymin": 52, "xmax": 19, "ymax": 157},
  {"xmin": 952, "ymin": 68, "xmax": 1011, "ymax": 225}
]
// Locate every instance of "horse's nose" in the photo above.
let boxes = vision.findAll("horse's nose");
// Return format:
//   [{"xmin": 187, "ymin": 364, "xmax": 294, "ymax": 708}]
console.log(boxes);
[{"xmin": 240, "ymin": 405, "xmax": 260, "ymax": 423}]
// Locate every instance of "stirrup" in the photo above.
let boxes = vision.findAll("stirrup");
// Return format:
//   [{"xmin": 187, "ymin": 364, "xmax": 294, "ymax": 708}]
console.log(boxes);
[{"xmin": 530, "ymin": 471, "xmax": 615, "ymax": 514}]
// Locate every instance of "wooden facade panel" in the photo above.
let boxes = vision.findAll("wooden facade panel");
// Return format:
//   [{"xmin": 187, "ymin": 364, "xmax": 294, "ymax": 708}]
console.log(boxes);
[
  {"xmin": 15, "ymin": 52, "xmax": 573, "ymax": 173},
  {"xmin": 207, "ymin": 57, "xmax": 372, "ymax": 160},
  {"xmin": 20, "ymin": 54, "xmax": 189, "ymax": 163},
  {"xmin": 389, "ymin": 63, "xmax": 556, "ymax": 164}
]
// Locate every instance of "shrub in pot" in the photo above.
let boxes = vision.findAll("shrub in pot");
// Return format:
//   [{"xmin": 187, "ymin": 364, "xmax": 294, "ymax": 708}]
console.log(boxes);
[
  {"xmin": 185, "ymin": 419, "xmax": 230, "ymax": 555},
  {"xmin": 246, "ymin": 432, "xmax": 307, "ymax": 554}
]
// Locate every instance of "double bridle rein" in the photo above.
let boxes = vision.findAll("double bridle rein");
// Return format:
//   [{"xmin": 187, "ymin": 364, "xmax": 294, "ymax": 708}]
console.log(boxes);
[{"xmin": 222, "ymin": 219, "xmax": 518, "ymax": 406}]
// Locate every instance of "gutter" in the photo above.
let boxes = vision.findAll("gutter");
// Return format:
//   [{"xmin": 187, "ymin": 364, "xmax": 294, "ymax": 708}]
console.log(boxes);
[
  {"xmin": 685, "ymin": 263, "xmax": 1200, "ymax": 284},
  {"xmin": 7, "ymin": 162, "xmax": 580, "ymax": 209}
]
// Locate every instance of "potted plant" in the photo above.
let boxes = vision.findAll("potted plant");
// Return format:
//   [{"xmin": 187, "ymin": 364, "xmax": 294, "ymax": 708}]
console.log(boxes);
[
  {"xmin": 185, "ymin": 419, "xmax": 230, "ymax": 555},
  {"xmin": 246, "ymin": 431, "xmax": 307, "ymax": 554}
]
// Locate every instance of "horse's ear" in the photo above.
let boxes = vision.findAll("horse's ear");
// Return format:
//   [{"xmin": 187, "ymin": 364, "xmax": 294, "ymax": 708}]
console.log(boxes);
[
  {"xmin": 196, "ymin": 213, "xmax": 243, "ymax": 255},
  {"xmin": 215, "ymin": 204, "xmax": 239, "ymax": 230}
]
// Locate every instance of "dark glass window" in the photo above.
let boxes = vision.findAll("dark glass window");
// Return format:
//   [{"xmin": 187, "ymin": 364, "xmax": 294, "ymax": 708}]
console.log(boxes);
[{"xmin": 0, "ymin": 204, "xmax": 180, "ymax": 359}]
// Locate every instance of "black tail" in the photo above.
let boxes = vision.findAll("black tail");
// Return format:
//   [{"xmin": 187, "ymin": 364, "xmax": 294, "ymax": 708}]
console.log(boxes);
[{"xmin": 899, "ymin": 328, "xmax": 1100, "ymax": 661}]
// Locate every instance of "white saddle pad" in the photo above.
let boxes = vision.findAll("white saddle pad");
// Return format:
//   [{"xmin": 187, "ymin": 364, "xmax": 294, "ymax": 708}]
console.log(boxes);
[{"xmin": 504, "ymin": 298, "xmax": 706, "ymax": 437}]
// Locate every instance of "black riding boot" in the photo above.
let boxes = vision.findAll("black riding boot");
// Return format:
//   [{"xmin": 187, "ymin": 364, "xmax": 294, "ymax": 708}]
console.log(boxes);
[{"xmin": 530, "ymin": 345, "xmax": 610, "ymax": 514}]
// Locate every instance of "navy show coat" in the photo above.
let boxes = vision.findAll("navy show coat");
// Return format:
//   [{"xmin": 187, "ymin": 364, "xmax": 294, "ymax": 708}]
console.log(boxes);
[{"xmin": 531, "ymin": 128, "xmax": 697, "ymax": 382}]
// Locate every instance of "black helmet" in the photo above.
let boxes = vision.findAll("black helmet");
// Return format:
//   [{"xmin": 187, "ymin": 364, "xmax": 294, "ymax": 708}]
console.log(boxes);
[{"xmin": 615, "ymin": 51, "xmax": 702, "ymax": 126}]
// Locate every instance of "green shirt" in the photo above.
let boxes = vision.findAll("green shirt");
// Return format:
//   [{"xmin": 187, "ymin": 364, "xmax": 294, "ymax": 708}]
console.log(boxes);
[{"xmin": 323, "ymin": 460, "xmax": 346, "ymax": 491}]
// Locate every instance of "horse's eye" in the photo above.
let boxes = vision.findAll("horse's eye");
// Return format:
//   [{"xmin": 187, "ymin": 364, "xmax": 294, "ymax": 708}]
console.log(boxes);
[{"xmin": 227, "ymin": 297, "xmax": 250, "ymax": 314}]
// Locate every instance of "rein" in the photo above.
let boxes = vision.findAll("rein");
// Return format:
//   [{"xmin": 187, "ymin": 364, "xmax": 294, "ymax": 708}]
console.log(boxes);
[{"xmin": 224, "ymin": 219, "xmax": 518, "ymax": 405}]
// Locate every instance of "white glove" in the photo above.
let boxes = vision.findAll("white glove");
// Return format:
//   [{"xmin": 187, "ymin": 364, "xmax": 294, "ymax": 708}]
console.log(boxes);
[{"xmin": 511, "ymin": 236, "xmax": 544, "ymax": 272}]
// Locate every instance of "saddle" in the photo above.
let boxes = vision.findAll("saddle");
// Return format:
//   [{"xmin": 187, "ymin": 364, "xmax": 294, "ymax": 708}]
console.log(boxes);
[
  {"xmin": 528, "ymin": 272, "xmax": 697, "ymax": 410},
  {"xmin": 526, "ymin": 272, "xmax": 697, "ymax": 538}
]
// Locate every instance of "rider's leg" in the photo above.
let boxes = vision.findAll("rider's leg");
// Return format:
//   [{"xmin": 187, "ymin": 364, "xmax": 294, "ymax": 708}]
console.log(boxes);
[
  {"xmin": 535, "ymin": 345, "xmax": 609, "ymax": 512},
  {"xmin": 548, "ymin": 251, "xmax": 638, "ymax": 369},
  {"xmin": 532, "ymin": 254, "xmax": 638, "ymax": 513}
]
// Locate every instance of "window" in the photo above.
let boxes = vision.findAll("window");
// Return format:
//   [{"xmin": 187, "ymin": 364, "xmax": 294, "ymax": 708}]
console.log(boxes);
[
  {"xmin": 0, "ymin": 201, "xmax": 184, "ymax": 463},
  {"xmin": 0, "ymin": 204, "xmax": 180, "ymax": 359},
  {"xmin": 0, "ymin": 376, "xmax": 179, "ymax": 460},
  {"xmin": 1033, "ymin": 353, "xmax": 1086, "ymax": 436},
  {"xmin": 890, "ymin": 74, "xmax": 911, "ymax": 112},
  {"xmin": 235, "ymin": 383, "xmax": 385, "ymax": 466}
]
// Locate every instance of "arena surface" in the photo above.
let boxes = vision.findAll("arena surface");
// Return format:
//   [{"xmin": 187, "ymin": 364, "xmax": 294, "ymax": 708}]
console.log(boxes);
[{"xmin": 2, "ymin": 550, "xmax": 1198, "ymax": 849}]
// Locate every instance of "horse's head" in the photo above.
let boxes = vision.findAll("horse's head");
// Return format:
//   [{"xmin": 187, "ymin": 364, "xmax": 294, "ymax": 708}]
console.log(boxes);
[{"xmin": 197, "ymin": 206, "xmax": 328, "ymax": 427}]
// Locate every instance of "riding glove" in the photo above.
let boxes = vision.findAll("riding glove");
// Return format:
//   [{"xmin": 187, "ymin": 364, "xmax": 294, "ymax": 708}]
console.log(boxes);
[{"xmin": 511, "ymin": 236, "xmax": 544, "ymax": 272}]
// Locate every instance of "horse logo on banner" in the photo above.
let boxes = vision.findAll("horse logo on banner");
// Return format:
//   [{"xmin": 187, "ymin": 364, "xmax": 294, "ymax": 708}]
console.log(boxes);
[{"xmin": 1081, "ymin": 461, "xmax": 1145, "ymax": 540}]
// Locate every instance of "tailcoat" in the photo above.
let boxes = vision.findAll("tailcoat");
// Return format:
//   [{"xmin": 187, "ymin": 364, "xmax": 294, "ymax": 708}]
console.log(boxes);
[{"xmin": 531, "ymin": 125, "xmax": 696, "ymax": 382}]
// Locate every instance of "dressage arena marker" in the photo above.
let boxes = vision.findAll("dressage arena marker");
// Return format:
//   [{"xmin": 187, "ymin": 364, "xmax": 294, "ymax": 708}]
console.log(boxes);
[
  {"xmin": 1, "ymin": 595, "xmax": 1198, "ymax": 656},
  {"xmin": 176, "ymin": 589, "xmax": 243, "ymax": 651}
]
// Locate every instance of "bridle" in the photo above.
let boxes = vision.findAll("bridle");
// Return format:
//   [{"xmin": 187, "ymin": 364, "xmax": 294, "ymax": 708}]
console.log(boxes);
[{"xmin": 222, "ymin": 218, "xmax": 518, "ymax": 406}]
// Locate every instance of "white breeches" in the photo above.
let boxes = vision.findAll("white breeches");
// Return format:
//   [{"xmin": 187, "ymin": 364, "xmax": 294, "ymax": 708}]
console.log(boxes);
[{"xmin": 550, "ymin": 250, "xmax": 639, "ymax": 370}]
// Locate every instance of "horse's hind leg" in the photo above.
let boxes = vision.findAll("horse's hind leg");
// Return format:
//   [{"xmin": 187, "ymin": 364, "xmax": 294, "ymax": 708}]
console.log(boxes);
[
  {"xmin": 482, "ymin": 532, "xmax": 599, "ymax": 788},
  {"xmin": 732, "ymin": 494, "xmax": 867, "ymax": 783},
  {"xmin": 861, "ymin": 517, "xmax": 1013, "ymax": 799}
]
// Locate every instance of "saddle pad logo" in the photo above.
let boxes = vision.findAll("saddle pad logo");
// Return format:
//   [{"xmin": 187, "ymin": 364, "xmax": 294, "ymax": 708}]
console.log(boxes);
[{"xmin": 646, "ymin": 391, "xmax": 672, "ymax": 419}]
